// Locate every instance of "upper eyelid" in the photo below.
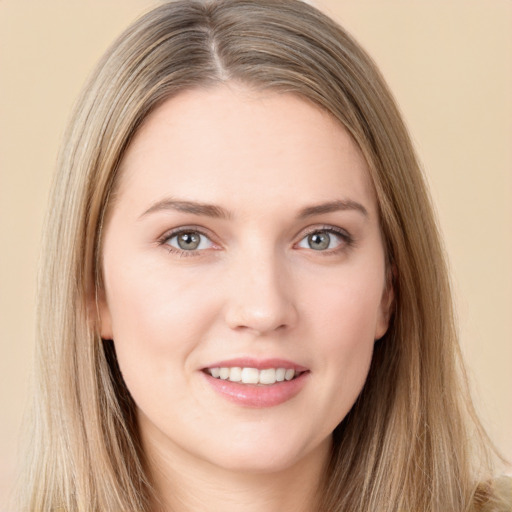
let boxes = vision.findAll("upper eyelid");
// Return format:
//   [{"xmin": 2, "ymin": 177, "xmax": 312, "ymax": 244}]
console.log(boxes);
[
  {"xmin": 294, "ymin": 225, "xmax": 355, "ymax": 253},
  {"xmin": 159, "ymin": 225, "xmax": 216, "ymax": 243},
  {"xmin": 296, "ymin": 224, "xmax": 352, "ymax": 239},
  {"xmin": 157, "ymin": 223, "xmax": 353, "ymax": 248},
  {"xmin": 159, "ymin": 228, "xmax": 219, "ymax": 256}
]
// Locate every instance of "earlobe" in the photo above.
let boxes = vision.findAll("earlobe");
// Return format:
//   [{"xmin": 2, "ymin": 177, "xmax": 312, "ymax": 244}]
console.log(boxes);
[
  {"xmin": 375, "ymin": 266, "xmax": 396, "ymax": 340},
  {"xmin": 95, "ymin": 286, "xmax": 113, "ymax": 340}
]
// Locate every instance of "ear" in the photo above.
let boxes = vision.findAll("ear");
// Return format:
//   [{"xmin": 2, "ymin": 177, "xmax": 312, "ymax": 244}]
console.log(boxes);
[
  {"xmin": 93, "ymin": 285, "xmax": 113, "ymax": 340},
  {"xmin": 374, "ymin": 265, "xmax": 395, "ymax": 340}
]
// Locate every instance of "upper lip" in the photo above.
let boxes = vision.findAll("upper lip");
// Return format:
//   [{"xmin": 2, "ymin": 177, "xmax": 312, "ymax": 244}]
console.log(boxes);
[{"xmin": 202, "ymin": 357, "xmax": 309, "ymax": 372}]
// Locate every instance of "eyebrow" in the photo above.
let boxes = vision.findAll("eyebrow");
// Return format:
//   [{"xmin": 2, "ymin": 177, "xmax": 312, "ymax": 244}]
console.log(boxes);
[
  {"xmin": 297, "ymin": 199, "xmax": 368, "ymax": 218},
  {"xmin": 139, "ymin": 197, "xmax": 368, "ymax": 220},
  {"xmin": 140, "ymin": 199, "xmax": 232, "ymax": 220}
]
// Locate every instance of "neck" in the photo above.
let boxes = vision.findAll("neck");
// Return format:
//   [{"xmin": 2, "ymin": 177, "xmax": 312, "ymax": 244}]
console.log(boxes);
[{"xmin": 142, "ymin": 428, "xmax": 331, "ymax": 512}]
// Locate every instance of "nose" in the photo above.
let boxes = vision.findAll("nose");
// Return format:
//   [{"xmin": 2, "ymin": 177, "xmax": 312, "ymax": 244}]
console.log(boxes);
[{"xmin": 224, "ymin": 250, "xmax": 298, "ymax": 336}]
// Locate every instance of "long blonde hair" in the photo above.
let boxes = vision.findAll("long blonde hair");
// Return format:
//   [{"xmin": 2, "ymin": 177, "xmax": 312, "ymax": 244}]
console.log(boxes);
[{"xmin": 21, "ymin": 1, "xmax": 506, "ymax": 510}]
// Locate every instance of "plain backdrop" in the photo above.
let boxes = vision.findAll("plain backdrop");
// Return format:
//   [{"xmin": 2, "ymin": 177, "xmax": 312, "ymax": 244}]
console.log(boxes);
[{"xmin": 1, "ymin": 0, "xmax": 511, "ymax": 508}]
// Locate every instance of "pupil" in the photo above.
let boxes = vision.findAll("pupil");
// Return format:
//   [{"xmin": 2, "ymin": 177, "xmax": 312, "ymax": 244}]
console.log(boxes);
[
  {"xmin": 309, "ymin": 232, "xmax": 330, "ymax": 250},
  {"xmin": 178, "ymin": 232, "xmax": 200, "ymax": 250}
]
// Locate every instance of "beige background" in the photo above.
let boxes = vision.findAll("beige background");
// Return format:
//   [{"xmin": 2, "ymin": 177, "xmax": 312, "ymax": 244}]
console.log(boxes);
[{"xmin": 1, "ymin": 0, "xmax": 510, "ymax": 508}]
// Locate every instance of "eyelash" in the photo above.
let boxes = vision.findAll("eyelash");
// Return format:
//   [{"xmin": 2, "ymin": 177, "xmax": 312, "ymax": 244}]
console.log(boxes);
[
  {"xmin": 299, "ymin": 225, "xmax": 355, "ymax": 255},
  {"xmin": 157, "ymin": 225, "xmax": 355, "ymax": 257},
  {"xmin": 158, "ymin": 226, "xmax": 215, "ymax": 257}
]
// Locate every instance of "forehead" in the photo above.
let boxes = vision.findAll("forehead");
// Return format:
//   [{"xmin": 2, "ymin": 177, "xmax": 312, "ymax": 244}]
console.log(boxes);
[{"xmin": 115, "ymin": 84, "xmax": 377, "ymax": 217}]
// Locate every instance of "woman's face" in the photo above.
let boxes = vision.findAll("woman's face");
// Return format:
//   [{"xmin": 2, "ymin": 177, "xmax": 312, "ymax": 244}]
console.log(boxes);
[{"xmin": 99, "ymin": 85, "xmax": 392, "ymax": 474}]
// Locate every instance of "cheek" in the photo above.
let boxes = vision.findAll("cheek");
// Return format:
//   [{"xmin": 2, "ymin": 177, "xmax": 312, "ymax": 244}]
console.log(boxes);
[
  {"xmin": 105, "ymin": 248, "xmax": 210, "ymax": 331},
  {"xmin": 308, "ymin": 260, "xmax": 385, "ymax": 346},
  {"xmin": 102, "ymin": 262, "xmax": 220, "ymax": 428},
  {"xmin": 102, "ymin": 252, "xmax": 219, "ymax": 382},
  {"xmin": 305, "ymin": 264, "xmax": 385, "ymax": 413}
]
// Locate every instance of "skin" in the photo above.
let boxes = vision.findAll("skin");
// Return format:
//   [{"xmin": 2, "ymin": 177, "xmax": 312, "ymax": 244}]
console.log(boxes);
[{"xmin": 99, "ymin": 84, "xmax": 393, "ymax": 512}]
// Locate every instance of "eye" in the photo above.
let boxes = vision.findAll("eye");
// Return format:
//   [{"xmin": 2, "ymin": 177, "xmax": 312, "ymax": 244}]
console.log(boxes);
[
  {"xmin": 297, "ymin": 228, "xmax": 350, "ymax": 251},
  {"xmin": 164, "ymin": 230, "xmax": 214, "ymax": 252}
]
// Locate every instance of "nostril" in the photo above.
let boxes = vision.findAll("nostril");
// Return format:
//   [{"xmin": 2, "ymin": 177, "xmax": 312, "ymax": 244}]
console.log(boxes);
[
  {"xmin": 228, "ymin": 318, "xmax": 292, "ymax": 336},
  {"xmin": 225, "ymin": 299, "xmax": 291, "ymax": 333}
]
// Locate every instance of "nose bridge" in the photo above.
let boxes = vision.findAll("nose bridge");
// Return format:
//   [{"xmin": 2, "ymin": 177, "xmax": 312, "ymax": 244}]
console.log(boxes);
[{"xmin": 224, "ymin": 241, "xmax": 297, "ymax": 335}]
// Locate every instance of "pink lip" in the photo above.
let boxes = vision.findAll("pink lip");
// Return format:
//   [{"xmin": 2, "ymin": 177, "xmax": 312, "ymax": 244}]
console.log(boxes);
[
  {"xmin": 200, "ymin": 358, "xmax": 310, "ymax": 408},
  {"xmin": 203, "ymin": 358, "xmax": 308, "ymax": 372}
]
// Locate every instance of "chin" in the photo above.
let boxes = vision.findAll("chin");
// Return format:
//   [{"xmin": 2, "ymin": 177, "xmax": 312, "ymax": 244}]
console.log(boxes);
[{"xmin": 201, "ymin": 432, "xmax": 331, "ymax": 475}]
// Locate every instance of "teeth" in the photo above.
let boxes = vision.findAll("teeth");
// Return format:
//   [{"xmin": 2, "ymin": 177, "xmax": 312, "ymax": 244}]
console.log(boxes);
[
  {"xmin": 206, "ymin": 367, "xmax": 299, "ymax": 385},
  {"xmin": 228, "ymin": 367, "xmax": 242, "ymax": 382},
  {"xmin": 259, "ymin": 368, "xmax": 276, "ymax": 385},
  {"xmin": 285, "ymin": 369, "xmax": 295, "ymax": 381},
  {"xmin": 241, "ymin": 367, "xmax": 259, "ymax": 384}
]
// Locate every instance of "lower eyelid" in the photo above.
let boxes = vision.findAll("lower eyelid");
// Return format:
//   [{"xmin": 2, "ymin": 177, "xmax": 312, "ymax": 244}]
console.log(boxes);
[
  {"xmin": 158, "ymin": 227, "xmax": 353, "ymax": 255},
  {"xmin": 300, "ymin": 227, "xmax": 351, "ymax": 241},
  {"xmin": 158, "ymin": 228, "xmax": 216, "ymax": 252}
]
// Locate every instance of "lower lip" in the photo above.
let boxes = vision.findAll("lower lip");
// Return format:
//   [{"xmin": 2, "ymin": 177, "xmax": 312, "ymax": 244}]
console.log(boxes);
[{"xmin": 202, "ymin": 371, "xmax": 309, "ymax": 408}]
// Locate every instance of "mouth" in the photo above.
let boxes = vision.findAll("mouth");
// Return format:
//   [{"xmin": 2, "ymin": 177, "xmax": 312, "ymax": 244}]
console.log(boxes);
[
  {"xmin": 203, "ymin": 366, "xmax": 306, "ymax": 385},
  {"xmin": 201, "ymin": 359, "xmax": 310, "ymax": 407}
]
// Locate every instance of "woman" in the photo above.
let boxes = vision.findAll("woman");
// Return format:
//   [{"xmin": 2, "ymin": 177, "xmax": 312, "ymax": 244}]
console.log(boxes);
[{"xmin": 19, "ymin": 0, "xmax": 509, "ymax": 510}]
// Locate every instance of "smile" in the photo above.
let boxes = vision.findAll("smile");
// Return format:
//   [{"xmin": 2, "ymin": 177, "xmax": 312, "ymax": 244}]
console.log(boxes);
[
  {"xmin": 201, "ymin": 359, "xmax": 310, "ymax": 407},
  {"xmin": 205, "ymin": 367, "xmax": 301, "ymax": 385}
]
